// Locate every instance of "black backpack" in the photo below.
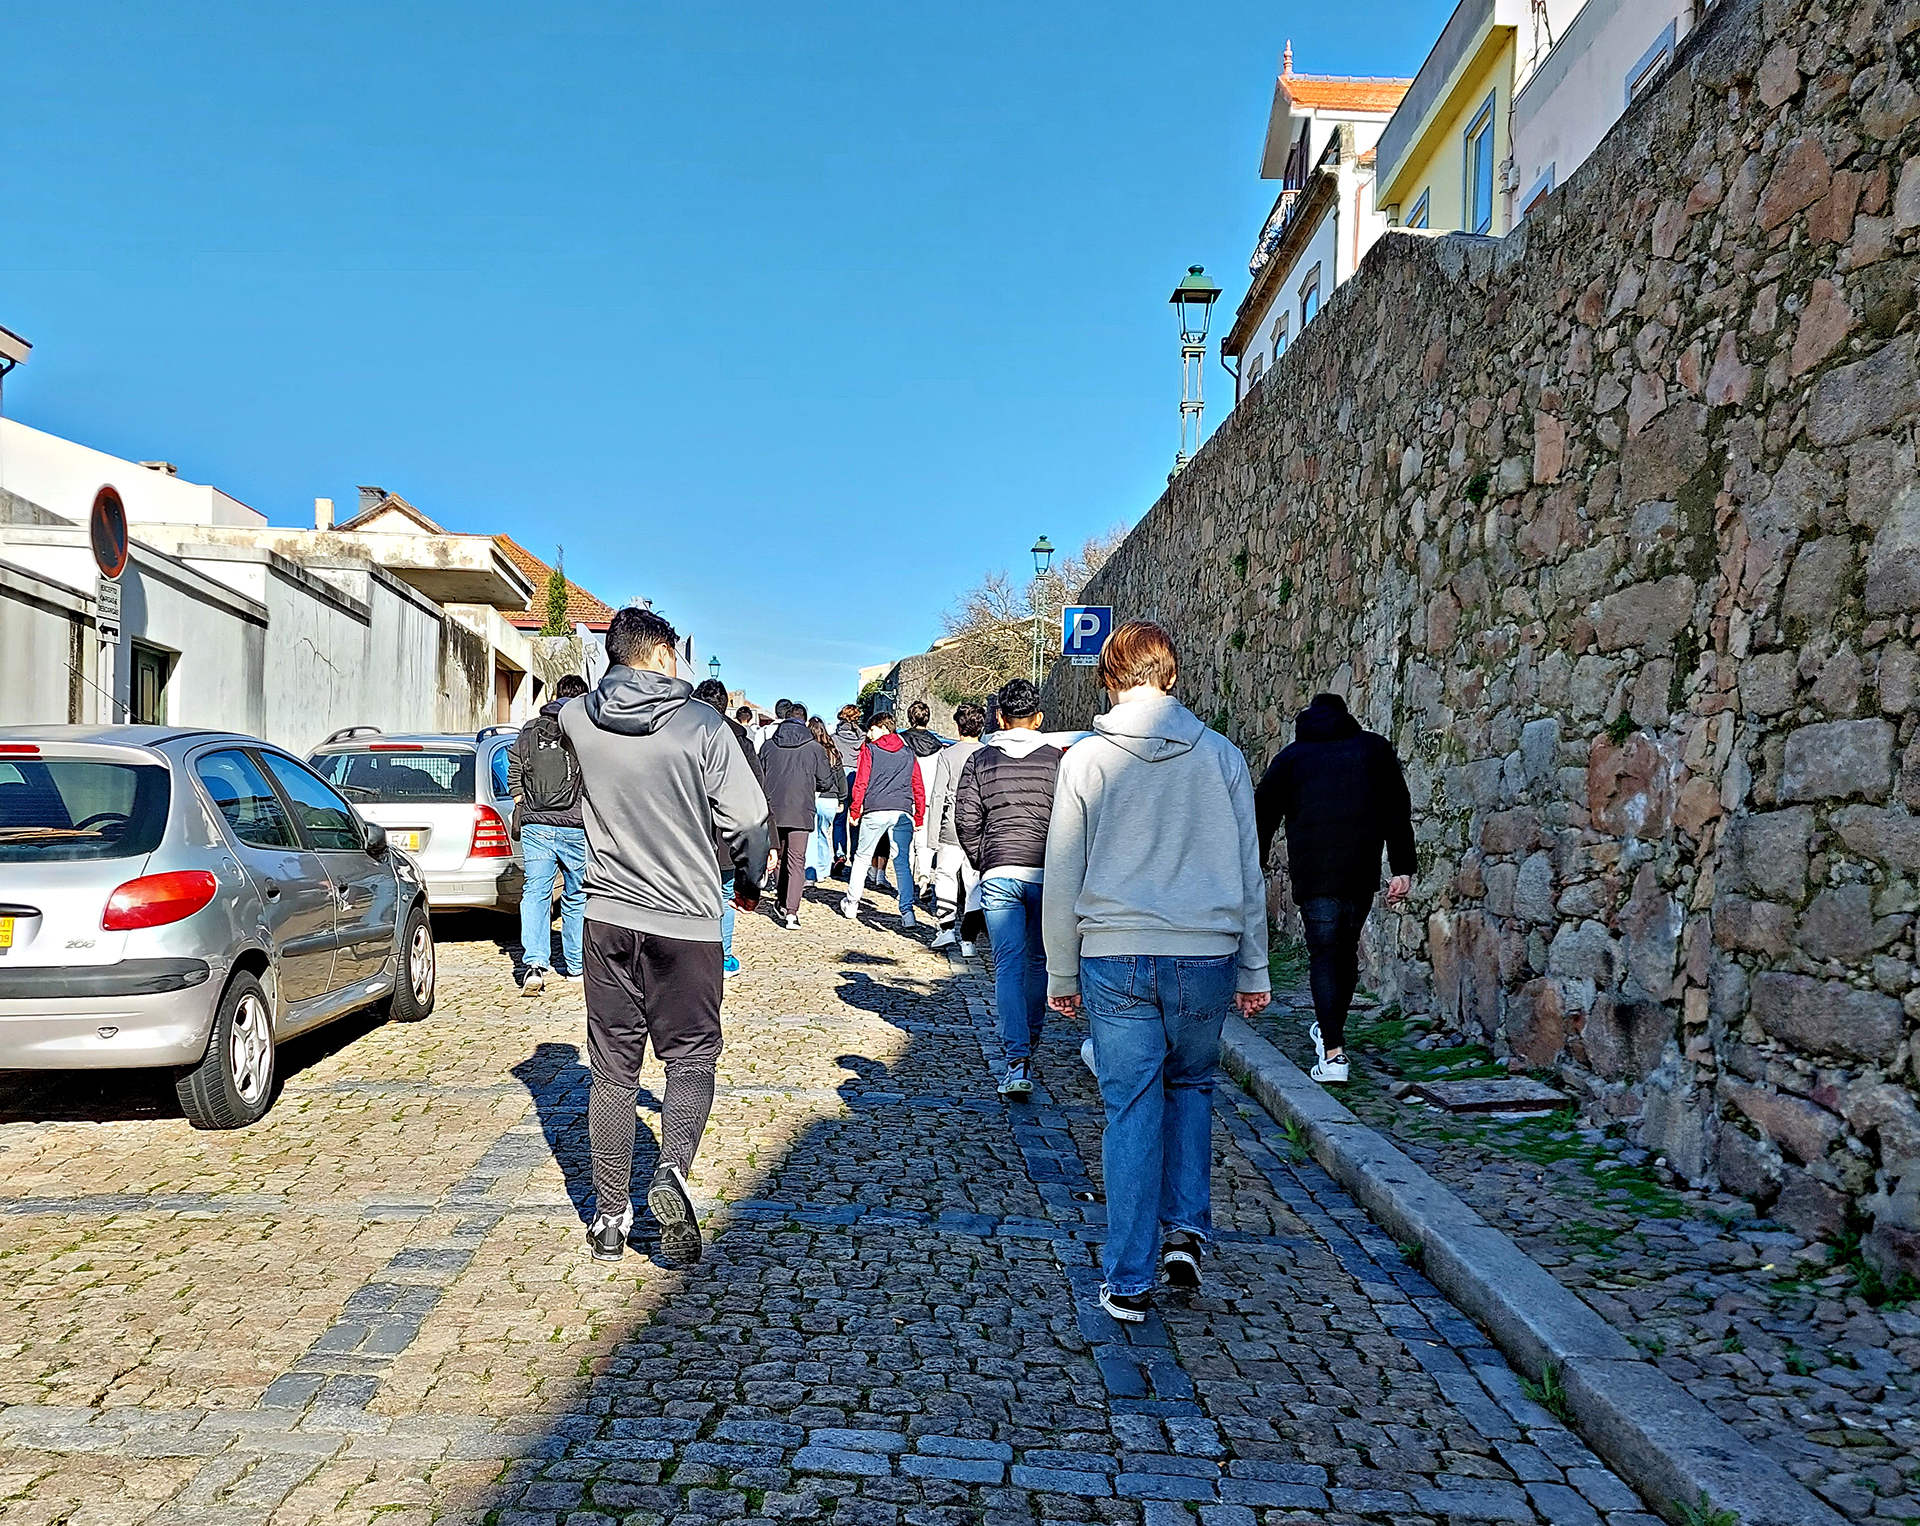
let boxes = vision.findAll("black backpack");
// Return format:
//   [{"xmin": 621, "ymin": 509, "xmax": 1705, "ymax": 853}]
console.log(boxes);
[{"xmin": 516, "ymin": 714, "xmax": 580, "ymax": 813}]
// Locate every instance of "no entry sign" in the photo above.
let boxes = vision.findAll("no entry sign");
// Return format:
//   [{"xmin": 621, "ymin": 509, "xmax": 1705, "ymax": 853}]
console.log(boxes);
[{"xmin": 90, "ymin": 485, "xmax": 129, "ymax": 581}]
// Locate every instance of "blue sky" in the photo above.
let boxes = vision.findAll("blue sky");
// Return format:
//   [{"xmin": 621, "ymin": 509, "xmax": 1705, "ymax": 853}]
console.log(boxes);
[{"xmin": 3, "ymin": 0, "xmax": 1442, "ymax": 712}]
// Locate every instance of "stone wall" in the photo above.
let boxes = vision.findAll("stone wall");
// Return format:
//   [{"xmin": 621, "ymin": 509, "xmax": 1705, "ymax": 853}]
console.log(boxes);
[{"xmin": 1045, "ymin": 0, "xmax": 1920, "ymax": 1273}]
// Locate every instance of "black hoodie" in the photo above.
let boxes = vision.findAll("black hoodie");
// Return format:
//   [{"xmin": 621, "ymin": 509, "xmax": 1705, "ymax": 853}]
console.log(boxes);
[
  {"xmin": 758, "ymin": 718, "xmax": 841, "ymax": 831},
  {"xmin": 1254, "ymin": 695, "xmax": 1416, "ymax": 903},
  {"xmin": 559, "ymin": 667, "xmax": 771, "ymax": 938}
]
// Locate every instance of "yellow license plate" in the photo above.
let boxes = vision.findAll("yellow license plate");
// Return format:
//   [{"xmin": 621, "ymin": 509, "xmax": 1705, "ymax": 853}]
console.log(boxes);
[
  {"xmin": 0, "ymin": 917, "xmax": 12, "ymax": 950},
  {"xmin": 396, "ymin": 832, "xmax": 424, "ymax": 852}
]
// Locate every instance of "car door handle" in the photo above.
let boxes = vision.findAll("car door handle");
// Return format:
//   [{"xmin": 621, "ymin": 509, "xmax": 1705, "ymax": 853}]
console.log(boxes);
[{"xmin": 263, "ymin": 882, "xmax": 281, "ymax": 900}]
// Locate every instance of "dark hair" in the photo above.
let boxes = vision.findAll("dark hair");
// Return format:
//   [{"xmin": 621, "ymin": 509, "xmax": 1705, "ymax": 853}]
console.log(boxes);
[
  {"xmin": 1097, "ymin": 620, "xmax": 1178, "ymax": 693},
  {"xmin": 954, "ymin": 702, "xmax": 986, "ymax": 738},
  {"xmin": 735, "ymin": 706, "xmax": 753, "ymax": 723},
  {"xmin": 692, "ymin": 678, "xmax": 728, "ymax": 709},
  {"xmin": 605, "ymin": 607, "xmax": 679, "ymax": 668},
  {"xmin": 788, "ymin": 702, "xmax": 809, "ymax": 722},
  {"xmin": 868, "ymin": 710, "xmax": 896, "ymax": 731},
  {"xmin": 1311, "ymin": 691, "xmax": 1349, "ymax": 713},
  {"xmin": 774, "ymin": 698, "xmax": 793, "ymax": 719},
  {"xmin": 554, "ymin": 674, "xmax": 589, "ymax": 700},
  {"xmin": 907, "ymin": 701, "xmax": 931, "ymax": 728},
  {"xmin": 995, "ymin": 677, "xmax": 1041, "ymax": 720},
  {"xmin": 807, "ymin": 715, "xmax": 834, "ymax": 754}
]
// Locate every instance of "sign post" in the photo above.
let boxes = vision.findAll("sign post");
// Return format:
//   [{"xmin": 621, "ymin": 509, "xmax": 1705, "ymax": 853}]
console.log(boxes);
[
  {"xmin": 90, "ymin": 486, "xmax": 128, "ymax": 722},
  {"xmin": 1062, "ymin": 605, "xmax": 1113, "ymax": 668}
]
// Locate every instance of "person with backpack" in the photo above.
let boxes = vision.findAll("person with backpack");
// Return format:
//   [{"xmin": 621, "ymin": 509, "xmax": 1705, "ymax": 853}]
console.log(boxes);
[{"xmin": 508, "ymin": 674, "xmax": 591, "ymax": 997}]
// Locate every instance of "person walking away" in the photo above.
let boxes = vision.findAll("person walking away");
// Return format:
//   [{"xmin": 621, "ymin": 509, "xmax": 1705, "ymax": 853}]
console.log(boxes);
[
  {"xmin": 509, "ymin": 674, "xmax": 591, "ymax": 996},
  {"xmin": 831, "ymin": 703, "xmax": 865, "ymax": 878},
  {"xmin": 1043, "ymin": 621, "xmax": 1270, "ymax": 1321},
  {"xmin": 759, "ymin": 702, "xmax": 841, "ymax": 929},
  {"xmin": 927, "ymin": 702, "xmax": 986, "ymax": 956},
  {"xmin": 1254, "ymin": 692, "xmax": 1415, "ymax": 1085},
  {"xmin": 696, "ymin": 679, "xmax": 767, "ymax": 976},
  {"xmin": 898, "ymin": 701, "xmax": 947, "ymax": 899},
  {"xmin": 955, "ymin": 679, "xmax": 1064, "ymax": 1097},
  {"xmin": 806, "ymin": 714, "xmax": 848, "ymax": 881},
  {"xmin": 560, "ymin": 609, "xmax": 769, "ymax": 1265},
  {"xmin": 840, "ymin": 709, "xmax": 924, "ymax": 928}
]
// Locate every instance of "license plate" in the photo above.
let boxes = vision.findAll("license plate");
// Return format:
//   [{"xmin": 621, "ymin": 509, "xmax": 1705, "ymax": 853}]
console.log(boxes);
[
  {"xmin": 0, "ymin": 917, "xmax": 11, "ymax": 950},
  {"xmin": 395, "ymin": 831, "xmax": 425, "ymax": 852}
]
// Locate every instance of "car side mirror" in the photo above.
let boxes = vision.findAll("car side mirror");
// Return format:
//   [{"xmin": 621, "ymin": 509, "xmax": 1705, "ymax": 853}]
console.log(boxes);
[{"xmin": 364, "ymin": 820, "xmax": 389, "ymax": 859}]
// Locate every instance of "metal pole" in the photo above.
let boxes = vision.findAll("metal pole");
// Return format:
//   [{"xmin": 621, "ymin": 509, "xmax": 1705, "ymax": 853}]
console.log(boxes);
[{"xmin": 1176, "ymin": 340, "xmax": 1206, "ymax": 473}]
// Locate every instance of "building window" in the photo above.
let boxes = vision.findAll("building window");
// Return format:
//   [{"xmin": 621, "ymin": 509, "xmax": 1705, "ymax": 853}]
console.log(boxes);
[
  {"xmin": 1247, "ymin": 354, "xmax": 1266, "ymax": 389},
  {"xmin": 1521, "ymin": 165, "xmax": 1555, "ymax": 218},
  {"xmin": 130, "ymin": 643, "xmax": 172, "ymax": 725},
  {"xmin": 1272, "ymin": 313, "xmax": 1289, "ymax": 358},
  {"xmin": 1407, "ymin": 191, "xmax": 1430, "ymax": 230},
  {"xmin": 1300, "ymin": 265, "xmax": 1321, "ymax": 326},
  {"xmin": 1465, "ymin": 94, "xmax": 1497, "ymax": 234},
  {"xmin": 1626, "ymin": 21, "xmax": 1677, "ymax": 104}
]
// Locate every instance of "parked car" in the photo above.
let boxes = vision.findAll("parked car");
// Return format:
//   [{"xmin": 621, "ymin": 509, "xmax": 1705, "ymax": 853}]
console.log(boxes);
[
  {"xmin": 308, "ymin": 727, "xmax": 524, "ymax": 914},
  {"xmin": 0, "ymin": 725, "xmax": 435, "ymax": 1128}
]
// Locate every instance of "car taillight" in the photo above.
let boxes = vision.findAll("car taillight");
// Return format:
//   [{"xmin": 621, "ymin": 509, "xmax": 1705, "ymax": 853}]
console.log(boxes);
[
  {"xmin": 470, "ymin": 805, "xmax": 512, "ymax": 858},
  {"xmin": 103, "ymin": 870, "xmax": 219, "ymax": 931}
]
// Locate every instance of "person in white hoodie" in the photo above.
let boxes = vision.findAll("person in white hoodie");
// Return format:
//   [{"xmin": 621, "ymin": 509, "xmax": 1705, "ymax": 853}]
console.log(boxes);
[{"xmin": 1042, "ymin": 621, "xmax": 1270, "ymax": 1323}]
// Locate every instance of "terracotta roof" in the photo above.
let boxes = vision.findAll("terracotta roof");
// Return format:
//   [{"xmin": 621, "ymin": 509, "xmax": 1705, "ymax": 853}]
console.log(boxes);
[
  {"xmin": 496, "ymin": 536, "xmax": 618, "ymax": 631},
  {"xmin": 1279, "ymin": 73, "xmax": 1411, "ymax": 113},
  {"xmin": 1359, "ymin": 147, "xmax": 1378, "ymax": 166}
]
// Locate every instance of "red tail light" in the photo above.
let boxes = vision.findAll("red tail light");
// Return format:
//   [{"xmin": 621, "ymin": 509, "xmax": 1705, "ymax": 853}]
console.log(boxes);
[
  {"xmin": 470, "ymin": 804, "xmax": 512, "ymax": 858},
  {"xmin": 103, "ymin": 870, "xmax": 219, "ymax": 931}
]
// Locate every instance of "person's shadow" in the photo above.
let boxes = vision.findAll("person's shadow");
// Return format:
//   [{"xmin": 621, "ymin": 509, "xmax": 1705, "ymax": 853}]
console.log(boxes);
[{"xmin": 511, "ymin": 1042, "xmax": 663, "ymax": 1257}]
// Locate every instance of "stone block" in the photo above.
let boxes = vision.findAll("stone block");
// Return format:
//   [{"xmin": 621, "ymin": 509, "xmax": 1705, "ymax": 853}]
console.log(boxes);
[
  {"xmin": 1717, "ymin": 1128, "xmax": 1784, "ymax": 1204},
  {"xmin": 1843, "ymin": 1082, "xmax": 1920, "ymax": 1162},
  {"xmin": 796, "ymin": 1447, "xmax": 895, "ymax": 1478},
  {"xmin": 1583, "ymin": 996, "xmax": 1671, "ymax": 1080},
  {"xmin": 1642, "ymin": 1079, "xmax": 1714, "ymax": 1181},
  {"xmin": 901, "ymin": 1454, "xmax": 1005, "ymax": 1484},
  {"xmin": 1620, "ymin": 866, "xmax": 1681, "ymax": 998},
  {"xmin": 1780, "ymin": 719, "xmax": 1895, "ymax": 801},
  {"xmin": 1506, "ymin": 977, "xmax": 1569, "ymax": 1066},
  {"xmin": 1010, "ymin": 1466, "xmax": 1116, "ymax": 1496},
  {"xmin": 1867, "ymin": 483, "xmax": 1920, "ymax": 614},
  {"xmin": 1783, "ymin": 536, "xmax": 1858, "ymax": 628},
  {"xmin": 1620, "ymin": 402, "xmax": 1708, "ymax": 506},
  {"xmin": 1740, "ymin": 649, "xmax": 1799, "ymax": 716},
  {"xmin": 1796, "ymin": 883, "xmax": 1904, "ymax": 961},
  {"xmin": 1757, "ymin": 137, "xmax": 1832, "ymax": 230},
  {"xmin": 1750, "ymin": 972, "xmax": 1904, "ymax": 1060},
  {"xmin": 1720, "ymin": 806, "xmax": 1812, "ymax": 897},
  {"xmin": 1588, "ymin": 733, "xmax": 1681, "ymax": 838},
  {"xmin": 1808, "ymin": 335, "xmax": 1919, "ymax": 448},
  {"xmin": 1515, "ymin": 851, "xmax": 1557, "ymax": 922},
  {"xmin": 1521, "ymin": 718, "xmax": 1560, "ymax": 786},
  {"xmin": 915, "ymin": 1436, "xmax": 1011, "ymax": 1462},
  {"xmin": 1713, "ymin": 895, "xmax": 1796, "ymax": 957},
  {"xmin": 1597, "ymin": 575, "xmax": 1696, "ymax": 654},
  {"xmin": 1481, "ymin": 808, "xmax": 1543, "ymax": 855},
  {"xmin": 1774, "ymin": 1170, "xmax": 1848, "ymax": 1239},
  {"xmin": 1724, "ymin": 1080, "xmax": 1846, "ymax": 1164}
]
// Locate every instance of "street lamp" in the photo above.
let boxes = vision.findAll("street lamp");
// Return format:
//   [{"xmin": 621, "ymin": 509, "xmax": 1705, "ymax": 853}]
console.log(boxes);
[
  {"xmin": 708, "ymin": 655, "xmax": 722, "ymax": 684},
  {"xmin": 1029, "ymin": 536, "xmax": 1055, "ymax": 685},
  {"xmin": 1169, "ymin": 265, "xmax": 1222, "ymax": 475}
]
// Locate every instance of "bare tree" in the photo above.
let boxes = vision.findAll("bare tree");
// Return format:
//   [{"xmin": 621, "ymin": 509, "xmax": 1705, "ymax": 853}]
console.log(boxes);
[{"xmin": 928, "ymin": 525, "xmax": 1129, "ymax": 703}]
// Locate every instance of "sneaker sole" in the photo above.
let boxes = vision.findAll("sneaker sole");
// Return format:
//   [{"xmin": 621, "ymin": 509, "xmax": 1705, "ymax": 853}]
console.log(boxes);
[
  {"xmin": 648, "ymin": 1180, "xmax": 703, "ymax": 1264},
  {"xmin": 1161, "ymin": 1253, "xmax": 1201, "ymax": 1289},
  {"xmin": 588, "ymin": 1241, "xmax": 625, "ymax": 1262},
  {"xmin": 1099, "ymin": 1291, "xmax": 1149, "ymax": 1323}
]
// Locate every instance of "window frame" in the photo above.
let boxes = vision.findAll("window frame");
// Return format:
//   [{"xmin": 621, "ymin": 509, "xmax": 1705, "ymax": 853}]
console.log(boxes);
[
  {"xmin": 193, "ymin": 747, "xmax": 302, "ymax": 853},
  {"xmin": 1271, "ymin": 312, "xmax": 1289, "ymax": 358},
  {"xmin": 129, "ymin": 641, "xmax": 174, "ymax": 726},
  {"xmin": 1625, "ymin": 21, "xmax": 1677, "ymax": 105},
  {"xmin": 1464, "ymin": 93, "xmax": 1497, "ymax": 235},
  {"xmin": 1521, "ymin": 165, "xmax": 1555, "ymax": 218},
  {"xmin": 256, "ymin": 749, "xmax": 367, "ymax": 853},
  {"xmin": 1299, "ymin": 263, "xmax": 1322, "ymax": 327},
  {"xmin": 1406, "ymin": 190, "xmax": 1430, "ymax": 230}
]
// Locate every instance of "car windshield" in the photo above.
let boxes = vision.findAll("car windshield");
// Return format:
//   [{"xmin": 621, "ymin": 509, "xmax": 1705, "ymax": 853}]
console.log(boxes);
[
  {"xmin": 310, "ymin": 749, "xmax": 476, "ymax": 805},
  {"xmin": 0, "ymin": 759, "xmax": 170, "ymax": 862}
]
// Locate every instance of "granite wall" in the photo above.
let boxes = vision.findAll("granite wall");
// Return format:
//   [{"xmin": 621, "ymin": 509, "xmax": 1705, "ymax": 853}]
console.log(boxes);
[{"xmin": 1045, "ymin": 0, "xmax": 1920, "ymax": 1273}]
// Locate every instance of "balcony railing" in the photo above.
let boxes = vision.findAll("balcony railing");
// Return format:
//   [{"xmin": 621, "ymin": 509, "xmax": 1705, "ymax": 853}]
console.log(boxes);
[{"xmin": 1248, "ymin": 187, "xmax": 1302, "ymax": 276}]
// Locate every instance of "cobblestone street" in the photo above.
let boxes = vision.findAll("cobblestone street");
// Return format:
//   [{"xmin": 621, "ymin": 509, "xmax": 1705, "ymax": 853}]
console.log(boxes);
[{"xmin": 0, "ymin": 896, "xmax": 1657, "ymax": 1526}]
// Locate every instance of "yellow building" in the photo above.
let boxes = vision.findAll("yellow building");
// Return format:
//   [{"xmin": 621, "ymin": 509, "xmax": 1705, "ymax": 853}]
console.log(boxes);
[{"xmin": 1373, "ymin": 0, "xmax": 1586, "ymax": 237}]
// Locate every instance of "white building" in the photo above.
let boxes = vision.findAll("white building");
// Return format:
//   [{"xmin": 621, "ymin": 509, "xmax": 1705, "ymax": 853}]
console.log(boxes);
[
  {"xmin": 1223, "ymin": 49, "xmax": 1410, "ymax": 398},
  {"xmin": 1510, "ymin": 0, "xmax": 1700, "ymax": 220}
]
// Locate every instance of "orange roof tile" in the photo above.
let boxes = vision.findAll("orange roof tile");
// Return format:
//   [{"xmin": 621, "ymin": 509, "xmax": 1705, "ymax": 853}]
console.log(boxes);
[
  {"xmin": 496, "ymin": 536, "xmax": 619, "ymax": 631},
  {"xmin": 1279, "ymin": 74, "xmax": 1411, "ymax": 114}
]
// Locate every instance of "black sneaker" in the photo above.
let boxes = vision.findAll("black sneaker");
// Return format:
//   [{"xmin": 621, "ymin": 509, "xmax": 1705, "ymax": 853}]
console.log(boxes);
[
  {"xmin": 1161, "ymin": 1231, "xmax": 1203, "ymax": 1290},
  {"xmin": 1099, "ymin": 1283, "xmax": 1152, "ymax": 1323},
  {"xmin": 648, "ymin": 1163, "xmax": 703, "ymax": 1264},
  {"xmin": 586, "ymin": 1209, "xmax": 629, "ymax": 1262}
]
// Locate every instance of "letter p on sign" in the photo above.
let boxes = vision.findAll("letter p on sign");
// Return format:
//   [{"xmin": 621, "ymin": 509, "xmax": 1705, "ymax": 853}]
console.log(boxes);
[{"xmin": 1062, "ymin": 606, "xmax": 1112, "ymax": 666}]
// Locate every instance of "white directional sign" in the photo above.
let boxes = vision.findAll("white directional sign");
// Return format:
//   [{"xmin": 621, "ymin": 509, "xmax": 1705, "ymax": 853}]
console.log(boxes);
[{"xmin": 96, "ymin": 574, "xmax": 122, "ymax": 645}]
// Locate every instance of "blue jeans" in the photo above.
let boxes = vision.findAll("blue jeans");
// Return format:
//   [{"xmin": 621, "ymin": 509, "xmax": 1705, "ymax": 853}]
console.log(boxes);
[
  {"xmin": 833, "ymin": 770, "xmax": 856, "ymax": 861},
  {"xmin": 720, "ymin": 872, "xmax": 736, "ymax": 961},
  {"xmin": 846, "ymin": 811, "xmax": 914, "ymax": 914},
  {"xmin": 519, "ymin": 823, "xmax": 586, "ymax": 975},
  {"xmin": 981, "ymin": 877, "xmax": 1047, "ymax": 1064},
  {"xmin": 809, "ymin": 796, "xmax": 838, "ymax": 879},
  {"xmin": 1082, "ymin": 953, "xmax": 1235, "ymax": 1296}
]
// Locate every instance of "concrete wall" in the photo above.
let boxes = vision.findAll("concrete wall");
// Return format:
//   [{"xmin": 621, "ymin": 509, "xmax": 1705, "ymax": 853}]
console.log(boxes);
[
  {"xmin": 0, "ymin": 418, "xmax": 264, "ymax": 528},
  {"xmin": 1044, "ymin": 0, "xmax": 1920, "ymax": 1274},
  {"xmin": 0, "ymin": 559, "xmax": 90, "ymax": 725}
]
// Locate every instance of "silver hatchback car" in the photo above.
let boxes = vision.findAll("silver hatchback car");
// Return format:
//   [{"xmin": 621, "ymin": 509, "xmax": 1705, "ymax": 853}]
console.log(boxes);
[{"xmin": 0, "ymin": 726, "xmax": 435, "ymax": 1128}]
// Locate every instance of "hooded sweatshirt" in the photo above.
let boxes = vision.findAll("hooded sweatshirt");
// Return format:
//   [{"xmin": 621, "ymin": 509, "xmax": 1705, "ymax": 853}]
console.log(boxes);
[
  {"xmin": 850, "ymin": 733, "xmax": 925, "ymax": 824},
  {"xmin": 1042, "ymin": 694, "xmax": 1269, "ymax": 998},
  {"xmin": 954, "ymin": 728, "xmax": 1064, "ymax": 879},
  {"xmin": 833, "ymin": 722, "xmax": 864, "ymax": 773},
  {"xmin": 559, "ymin": 667, "xmax": 771, "ymax": 941},
  {"xmin": 899, "ymin": 726, "xmax": 947, "ymax": 825},
  {"xmin": 1254, "ymin": 694, "xmax": 1416, "ymax": 903},
  {"xmin": 758, "ymin": 717, "xmax": 842, "ymax": 831}
]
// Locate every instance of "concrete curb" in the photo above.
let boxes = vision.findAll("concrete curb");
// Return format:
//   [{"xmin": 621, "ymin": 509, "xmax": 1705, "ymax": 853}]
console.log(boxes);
[{"xmin": 1220, "ymin": 1015, "xmax": 1846, "ymax": 1526}]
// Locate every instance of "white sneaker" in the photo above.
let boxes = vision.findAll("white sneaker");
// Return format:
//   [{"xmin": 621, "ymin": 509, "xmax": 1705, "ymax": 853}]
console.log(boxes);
[
  {"xmin": 930, "ymin": 929, "xmax": 957, "ymax": 950},
  {"xmin": 839, "ymin": 897, "xmax": 859, "ymax": 920},
  {"xmin": 998, "ymin": 1061, "xmax": 1033, "ymax": 1097},
  {"xmin": 959, "ymin": 940, "xmax": 976, "ymax": 958},
  {"xmin": 783, "ymin": 912, "xmax": 800, "ymax": 930},
  {"xmin": 1311, "ymin": 1055, "xmax": 1350, "ymax": 1085},
  {"xmin": 521, "ymin": 969, "xmax": 546, "ymax": 997},
  {"xmin": 899, "ymin": 908, "xmax": 917, "ymax": 930},
  {"xmin": 1309, "ymin": 1021, "xmax": 1326, "ymax": 1064},
  {"xmin": 1080, "ymin": 1036, "xmax": 1098, "ymax": 1079}
]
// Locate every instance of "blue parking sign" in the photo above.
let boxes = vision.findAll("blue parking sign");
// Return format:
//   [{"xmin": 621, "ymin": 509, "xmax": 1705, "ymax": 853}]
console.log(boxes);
[{"xmin": 1062, "ymin": 606, "xmax": 1113, "ymax": 666}]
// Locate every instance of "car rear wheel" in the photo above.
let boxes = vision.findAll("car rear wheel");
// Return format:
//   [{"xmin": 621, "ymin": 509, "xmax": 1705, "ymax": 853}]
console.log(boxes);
[
  {"xmin": 386, "ymin": 902, "xmax": 436, "ymax": 1022},
  {"xmin": 176, "ymin": 972, "xmax": 276, "ymax": 1129}
]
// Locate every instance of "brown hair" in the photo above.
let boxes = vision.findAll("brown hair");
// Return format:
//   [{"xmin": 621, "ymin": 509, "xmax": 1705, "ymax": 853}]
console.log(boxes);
[
  {"xmin": 1097, "ymin": 620, "xmax": 1178, "ymax": 693},
  {"xmin": 838, "ymin": 703, "xmax": 862, "ymax": 726}
]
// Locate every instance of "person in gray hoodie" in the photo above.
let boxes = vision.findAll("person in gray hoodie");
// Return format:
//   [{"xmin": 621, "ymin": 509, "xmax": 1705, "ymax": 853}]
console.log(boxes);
[
  {"xmin": 559, "ymin": 608, "xmax": 770, "ymax": 1267},
  {"xmin": 1042, "ymin": 620, "xmax": 1270, "ymax": 1323}
]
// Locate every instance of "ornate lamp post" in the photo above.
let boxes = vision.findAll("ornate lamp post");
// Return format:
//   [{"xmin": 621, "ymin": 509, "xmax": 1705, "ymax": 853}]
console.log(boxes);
[
  {"xmin": 708, "ymin": 655, "xmax": 722, "ymax": 684},
  {"xmin": 1030, "ymin": 536, "xmax": 1055, "ymax": 685},
  {"xmin": 1169, "ymin": 266, "xmax": 1222, "ymax": 475}
]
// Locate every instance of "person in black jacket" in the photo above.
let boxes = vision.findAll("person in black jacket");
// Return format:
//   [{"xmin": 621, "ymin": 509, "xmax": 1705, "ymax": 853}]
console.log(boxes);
[
  {"xmin": 1254, "ymin": 692, "xmax": 1416, "ymax": 1086},
  {"xmin": 759, "ymin": 702, "xmax": 841, "ymax": 930},
  {"xmin": 955, "ymin": 678, "xmax": 1065, "ymax": 1098},
  {"xmin": 695, "ymin": 679, "xmax": 767, "ymax": 975},
  {"xmin": 898, "ymin": 700, "xmax": 948, "ymax": 899}
]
